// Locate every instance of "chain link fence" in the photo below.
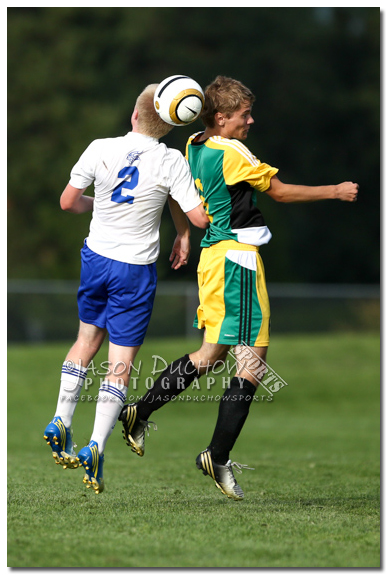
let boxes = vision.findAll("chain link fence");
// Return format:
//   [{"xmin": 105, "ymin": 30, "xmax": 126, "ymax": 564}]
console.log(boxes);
[{"xmin": 8, "ymin": 280, "xmax": 380, "ymax": 343}]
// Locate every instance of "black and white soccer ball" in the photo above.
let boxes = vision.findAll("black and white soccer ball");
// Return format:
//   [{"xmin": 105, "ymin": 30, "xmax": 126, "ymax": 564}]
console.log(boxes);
[{"xmin": 154, "ymin": 75, "xmax": 204, "ymax": 127}]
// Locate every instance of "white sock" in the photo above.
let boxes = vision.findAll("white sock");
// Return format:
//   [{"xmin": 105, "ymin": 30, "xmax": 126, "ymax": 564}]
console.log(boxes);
[
  {"xmin": 90, "ymin": 380, "xmax": 127, "ymax": 454},
  {"xmin": 54, "ymin": 361, "xmax": 88, "ymax": 428}
]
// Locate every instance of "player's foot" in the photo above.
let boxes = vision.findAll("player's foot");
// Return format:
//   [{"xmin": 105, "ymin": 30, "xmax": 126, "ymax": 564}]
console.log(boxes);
[
  {"xmin": 196, "ymin": 448, "xmax": 254, "ymax": 501},
  {"xmin": 118, "ymin": 403, "xmax": 157, "ymax": 457},
  {"xmin": 43, "ymin": 416, "xmax": 80, "ymax": 469},
  {"xmin": 77, "ymin": 441, "xmax": 105, "ymax": 494}
]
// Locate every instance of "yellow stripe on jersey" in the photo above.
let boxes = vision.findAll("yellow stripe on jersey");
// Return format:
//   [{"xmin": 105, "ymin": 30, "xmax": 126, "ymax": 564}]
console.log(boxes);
[
  {"xmin": 208, "ymin": 136, "xmax": 260, "ymax": 166},
  {"xmin": 204, "ymin": 136, "xmax": 278, "ymax": 192}
]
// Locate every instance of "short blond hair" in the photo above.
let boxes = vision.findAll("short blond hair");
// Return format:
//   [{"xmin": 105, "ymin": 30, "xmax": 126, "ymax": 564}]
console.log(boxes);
[
  {"xmin": 201, "ymin": 76, "xmax": 255, "ymax": 128},
  {"xmin": 135, "ymin": 84, "xmax": 173, "ymax": 139}
]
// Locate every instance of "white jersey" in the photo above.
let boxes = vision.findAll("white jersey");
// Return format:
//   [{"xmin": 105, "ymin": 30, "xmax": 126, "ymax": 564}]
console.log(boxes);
[{"xmin": 69, "ymin": 132, "xmax": 202, "ymax": 265}]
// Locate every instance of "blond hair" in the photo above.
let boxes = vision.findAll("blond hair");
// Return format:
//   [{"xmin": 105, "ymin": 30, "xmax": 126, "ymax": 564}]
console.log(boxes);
[
  {"xmin": 135, "ymin": 84, "xmax": 173, "ymax": 139},
  {"xmin": 201, "ymin": 76, "xmax": 255, "ymax": 128}
]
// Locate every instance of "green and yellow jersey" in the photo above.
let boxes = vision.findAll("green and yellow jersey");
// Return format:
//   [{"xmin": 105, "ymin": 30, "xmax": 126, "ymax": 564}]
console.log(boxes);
[{"xmin": 185, "ymin": 133, "xmax": 279, "ymax": 248}]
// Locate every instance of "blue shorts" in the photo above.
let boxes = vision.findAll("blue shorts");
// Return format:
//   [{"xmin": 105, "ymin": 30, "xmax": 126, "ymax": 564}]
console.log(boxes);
[{"xmin": 77, "ymin": 243, "xmax": 157, "ymax": 347}]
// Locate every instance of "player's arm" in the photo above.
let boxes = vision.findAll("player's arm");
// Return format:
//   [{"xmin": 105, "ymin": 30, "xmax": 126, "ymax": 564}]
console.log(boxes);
[
  {"xmin": 60, "ymin": 183, "xmax": 94, "ymax": 213},
  {"xmin": 168, "ymin": 195, "xmax": 209, "ymax": 231},
  {"xmin": 265, "ymin": 175, "xmax": 359, "ymax": 203},
  {"xmin": 185, "ymin": 203, "xmax": 210, "ymax": 228},
  {"xmin": 168, "ymin": 151, "xmax": 210, "ymax": 230},
  {"xmin": 167, "ymin": 197, "xmax": 209, "ymax": 270},
  {"xmin": 167, "ymin": 150, "xmax": 209, "ymax": 268},
  {"xmin": 168, "ymin": 196, "xmax": 191, "ymax": 270}
]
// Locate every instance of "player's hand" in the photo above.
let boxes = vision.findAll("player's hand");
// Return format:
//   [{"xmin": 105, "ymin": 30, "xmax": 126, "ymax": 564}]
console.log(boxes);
[
  {"xmin": 335, "ymin": 182, "xmax": 359, "ymax": 202},
  {"xmin": 169, "ymin": 234, "xmax": 191, "ymax": 270}
]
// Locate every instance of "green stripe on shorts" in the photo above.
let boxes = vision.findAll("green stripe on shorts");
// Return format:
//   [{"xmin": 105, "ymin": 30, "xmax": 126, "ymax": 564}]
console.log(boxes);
[{"xmin": 219, "ymin": 258, "xmax": 263, "ymax": 346}]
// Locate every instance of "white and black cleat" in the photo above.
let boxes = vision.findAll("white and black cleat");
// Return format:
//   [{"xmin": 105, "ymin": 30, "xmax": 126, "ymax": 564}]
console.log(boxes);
[{"xmin": 196, "ymin": 448, "xmax": 254, "ymax": 501}]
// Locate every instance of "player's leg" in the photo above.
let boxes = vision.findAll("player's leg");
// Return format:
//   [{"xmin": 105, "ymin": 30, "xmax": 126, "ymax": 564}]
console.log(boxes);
[
  {"xmin": 119, "ymin": 342, "xmax": 200, "ymax": 455},
  {"xmin": 119, "ymin": 244, "xmax": 230, "ymax": 456},
  {"xmin": 90, "ymin": 341, "xmax": 140, "ymax": 454},
  {"xmin": 195, "ymin": 345, "xmax": 266, "ymax": 501},
  {"xmin": 189, "ymin": 338, "xmax": 230, "ymax": 376},
  {"xmin": 196, "ymin": 245, "xmax": 271, "ymax": 499},
  {"xmin": 57, "ymin": 320, "xmax": 107, "ymax": 426},
  {"xmin": 205, "ymin": 247, "xmax": 271, "ymax": 466},
  {"xmin": 206, "ymin": 344, "xmax": 268, "ymax": 462},
  {"xmin": 119, "ymin": 334, "xmax": 230, "ymax": 456},
  {"xmin": 135, "ymin": 335, "xmax": 229, "ymax": 419},
  {"xmin": 78, "ymin": 257, "xmax": 157, "ymax": 492},
  {"xmin": 43, "ymin": 321, "xmax": 106, "ymax": 469},
  {"xmin": 65, "ymin": 320, "xmax": 107, "ymax": 368},
  {"xmin": 78, "ymin": 342, "xmax": 141, "ymax": 494}
]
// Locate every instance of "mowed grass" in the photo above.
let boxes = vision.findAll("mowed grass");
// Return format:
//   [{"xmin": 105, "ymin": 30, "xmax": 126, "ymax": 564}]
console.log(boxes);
[{"xmin": 8, "ymin": 333, "xmax": 380, "ymax": 568}]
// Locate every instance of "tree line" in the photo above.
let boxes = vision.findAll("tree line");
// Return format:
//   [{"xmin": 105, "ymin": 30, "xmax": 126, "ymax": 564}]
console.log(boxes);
[{"xmin": 8, "ymin": 7, "xmax": 380, "ymax": 284}]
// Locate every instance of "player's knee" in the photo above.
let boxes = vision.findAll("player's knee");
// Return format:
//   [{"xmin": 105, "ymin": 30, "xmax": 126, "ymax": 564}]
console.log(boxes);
[
  {"xmin": 77, "ymin": 334, "xmax": 103, "ymax": 356},
  {"xmin": 190, "ymin": 346, "xmax": 229, "ymax": 374}
]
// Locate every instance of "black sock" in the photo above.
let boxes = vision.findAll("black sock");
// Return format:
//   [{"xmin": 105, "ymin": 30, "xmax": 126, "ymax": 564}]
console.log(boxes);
[
  {"xmin": 136, "ymin": 354, "xmax": 199, "ymax": 420},
  {"xmin": 208, "ymin": 377, "xmax": 256, "ymax": 465}
]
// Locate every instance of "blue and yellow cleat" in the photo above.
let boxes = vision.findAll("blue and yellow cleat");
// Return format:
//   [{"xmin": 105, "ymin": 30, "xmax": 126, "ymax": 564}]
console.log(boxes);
[
  {"xmin": 43, "ymin": 416, "xmax": 80, "ymax": 469},
  {"xmin": 77, "ymin": 441, "xmax": 105, "ymax": 494}
]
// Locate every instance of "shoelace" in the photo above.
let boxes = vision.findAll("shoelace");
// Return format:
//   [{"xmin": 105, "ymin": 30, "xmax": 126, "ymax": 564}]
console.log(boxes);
[
  {"xmin": 229, "ymin": 461, "xmax": 255, "ymax": 474},
  {"xmin": 144, "ymin": 420, "xmax": 158, "ymax": 436}
]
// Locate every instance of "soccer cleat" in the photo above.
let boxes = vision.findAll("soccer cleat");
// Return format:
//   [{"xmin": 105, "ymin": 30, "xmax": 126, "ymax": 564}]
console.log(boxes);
[
  {"xmin": 77, "ymin": 441, "xmax": 105, "ymax": 494},
  {"xmin": 43, "ymin": 416, "xmax": 80, "ymax": 469},
  {"xmin": 118, "ymin": 403, "xmax": 157, "ymax": 457},
  {"xmin": 196, "ymin": 448, "xmax": 254, "ymax": 501}
]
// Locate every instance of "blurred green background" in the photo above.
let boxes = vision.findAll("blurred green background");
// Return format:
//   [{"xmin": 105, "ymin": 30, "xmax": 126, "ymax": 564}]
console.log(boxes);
[
  {"xmin": 7, "ymin": 11, "xmax": 380, "ymax": 566},
  {"xmin": 8, "ymin": 7, "xmax": 380, "ymax": 285}
]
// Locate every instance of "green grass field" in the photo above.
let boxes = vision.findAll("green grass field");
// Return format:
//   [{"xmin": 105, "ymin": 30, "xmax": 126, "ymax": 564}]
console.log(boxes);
[{"xmin": 8, "ymin": 333, "xmax": 380, "ymax": 568}]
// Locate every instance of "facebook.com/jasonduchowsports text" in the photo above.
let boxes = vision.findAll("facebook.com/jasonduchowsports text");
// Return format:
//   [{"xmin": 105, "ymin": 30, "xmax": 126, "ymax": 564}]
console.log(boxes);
[{"xmin": 61, "ymin": 345, "xmax": 288, "ymax": 404}]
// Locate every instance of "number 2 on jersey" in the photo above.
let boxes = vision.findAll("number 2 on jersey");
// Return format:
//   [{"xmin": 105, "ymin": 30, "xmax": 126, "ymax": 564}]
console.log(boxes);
[{"xmin": 111, "ymin": 166, "xmax": 139, "ymax": 204}]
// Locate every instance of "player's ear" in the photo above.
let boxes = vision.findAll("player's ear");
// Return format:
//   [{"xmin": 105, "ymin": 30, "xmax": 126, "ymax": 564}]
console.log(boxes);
[
  {"xmin": 214, "ymin": 112, "xmax": 225, "ymax": 127},
  {"xmin": 131, "ymin": 108, "xmax": 139, "ymax": 127}
]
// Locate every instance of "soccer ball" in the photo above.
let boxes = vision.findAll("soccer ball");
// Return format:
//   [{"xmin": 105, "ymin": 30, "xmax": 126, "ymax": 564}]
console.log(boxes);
[{"xmin": 154, "ymin": 75, "xmax": 204, "ymax": 127}]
